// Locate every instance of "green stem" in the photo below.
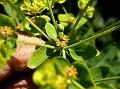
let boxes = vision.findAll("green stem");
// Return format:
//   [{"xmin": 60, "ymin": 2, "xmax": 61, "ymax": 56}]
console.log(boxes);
[
  {"xmin": 61, "ymin": 4, "xmax": 68, "ymax": 14},
  {"xmin": 71, "ymin": 0, "xmax": 92, "ymax": 30},
  {"xmin": 95, "ymin": 20, "xmax": 120, "ymax": 35},
  {"xmin": 65, "ymin": 23, "xmax": 120, "ymax": 49},
  {"xmin": 46, "ymin": 0, "xmax": 57, "ymax": 29},
  {"xmin": 17, "ymin": 39, "xmax": 55, "ymax": 49},
  {"xmin": 95, "ymin": 76, "xmax": 120, "ymax": 82},
  {"xmin": 71, "ymin": 79, "xmax": 85, "ymax": 89},
  {"xmin": 6, "ymin": 0, "xmax": 51, "ymax": 41},
  {"xmin": 25, "ymin": 17, "xmax": 51, "ymax": 41},
  {"xmin": 62, "ymin": 49, "xmax": 66, "ymax": 59}
]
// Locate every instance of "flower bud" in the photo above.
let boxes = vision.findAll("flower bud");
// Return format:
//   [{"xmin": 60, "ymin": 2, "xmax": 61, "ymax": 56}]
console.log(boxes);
[
  {"xmin": 78, "ymin": 0, "xmax": 89, "ymax": 9},
  {"xmin": 86, "ymin": 6, "xmax": 95, "ymax": 18}
]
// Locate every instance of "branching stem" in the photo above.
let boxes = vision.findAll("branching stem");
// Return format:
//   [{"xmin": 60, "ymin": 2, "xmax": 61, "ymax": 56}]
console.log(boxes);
[
  {"xmin": 71, "ymin": 79, "xmax": 85, "ymax": 89},
  {"xmin": 6, "ymin": 0, "xmax": 51, "ymax": 41},
  {"xmin": 95, "ymin": 76, "xmax": 120, "ymax": 82},
  {"xmin": 46, "ymin": 0, "xmax": 57, "ymax": 29},
  {"xmin": 61, "ymin": 4, "xmax": 68, "ymax": 14},
  {"xmin": 69, "ymin": 0, "xmax": 92, "ymax": 37},
  {"xmin": 17, "ymin": 39, "xmax": 55, "ymax": 49},
  {"xmin": 25, "ymin": 17, "xmax": 51, "ymax": 41},
  {"xmin": 65, "ymin": 23, "xmax": 120, "ymax": 49}
]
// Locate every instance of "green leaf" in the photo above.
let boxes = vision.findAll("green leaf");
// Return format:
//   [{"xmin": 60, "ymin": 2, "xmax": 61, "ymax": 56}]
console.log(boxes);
[
  {"xmin": 93, "ymin": 12, "xmax": 105, "ymax": 29},
  {"xmin": 0, "ymin": 14, "xmax": 16, "ymax": 30},
  {"xmin": 0, "ymin": 14, "xmax": 17, "ymax": 68},
  {"xmin": 0, "ymin": 53, "xmax": 6, "ymax": 67},
  {"xmin": 31, "ymin": 15, "xmax": 50, "ymax": 28},
  {"xmin": 27, "ymin": 15, "xmax": 50, "ymax": 36},
  {"xmin": 69, "ymin": 26, "xmax": 95, "ymax": 44},
  {"xmin": 90, "ymin": 67, "xmax": 102, "ymax": 81},
  {"xmin": 40, "ymin": 15, "xmax": 51, "ymax": 22},
  {"xmin": 111, "ymin": 61, "xmax": 120, "ymax": 75},
  {"xmin": 98, "ymin": 83, "xmax": 116, "ymax": 89},
  {"xmin": 3, "ymin": 4, "xmax": 18, "ymax": 23},
  {"xmin": 68, "ymin": 49, "xmax": 84, "ymax": 62},
  {"xmin": 73, "ymin": 62, "xmax": 95, "ymax": 88},
  {"xmin": 88, "ymin": 45, "xmax": 118, "ymax": 67},
  {"xmin": 45, "ymin": 22, "xmax": 57, "ymax": 40},
  {"xmin": 100, "ymin": 65, "xmax": 110, "ymax": 78},
  {"xmin": 0, "ymin": 0, "xmax": 17, "ymax": 4},
  {"xmin": 27, "ymin": 47, "xmax": 48, "ymax": 69},
  {"xmin": 75, "ymin": 17, "xmax": 87, "ymax": 30},
  {"xmin": 68, "ymin": 83, "xmax": 79, "ymax": 89},
  {"xmin": 74, "ymin": 43, "xmax": 97, "ymax": 60},
  {"xmin": 58, "ymin": 13, "xmax": 74, "ymax": 26},
  {"xmin": 90, "ymin": 65, "xmax": 110, "ymax": 81},
  {"xmin": 4, "ymin": 35, "xmax": 17, "ymax": 59},
  {"xmin": 53, "ymin": 56, "xmax": 70, "ymax": 74}
]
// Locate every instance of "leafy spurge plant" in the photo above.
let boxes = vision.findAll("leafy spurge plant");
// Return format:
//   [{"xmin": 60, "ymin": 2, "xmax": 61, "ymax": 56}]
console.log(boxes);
[{"xmin": 0, "ymin": 0, "xmax": 120, "ymax": 89}]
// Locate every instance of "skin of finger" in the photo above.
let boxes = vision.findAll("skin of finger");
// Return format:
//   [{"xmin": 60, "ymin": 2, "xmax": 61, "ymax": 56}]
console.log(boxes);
[
  {"xmin": 0, "ymin": 62, "xmax": 12, "ymax": 81},
  {"xmin": 2, "ymin": 72, "xmax": 38, "ymax": 89},
  {"xmin": 10, "ymin": 34, "xmax": 45, "ymax": 71}
]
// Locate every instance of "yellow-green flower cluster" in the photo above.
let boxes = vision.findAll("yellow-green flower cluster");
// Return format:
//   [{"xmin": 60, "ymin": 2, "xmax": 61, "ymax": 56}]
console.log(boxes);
[
  {"xmin": 64, "ymin": 66, "xmax": 78, "ymax": 78},
  {"xmin": 86, "ymin": 6, "xmax": 95, "ymax": 18},
  {"xmin": 56, "ymin": 33, "xmax": 69, "ymax": 47},
  {"xmin": 20, "ymin": 0, "xmax": 67, "ymax": 15},
  {"xmin": 78, "ymin": 0, "xmax": 89, "ymax": 9},
  {"xmin": 32, "ymin": 60, "xmax": 67, "ymax": 89},
  {"xmin": 78, "ymin": 0, "xmax": 95, "ymax": 18},
  {"xmin": 51, "ymin": 75, "xmax": 67, "ymax": 89},
  {"xmin": 20, "ymin": 0, "xmax": 47, "ymax": 15},
  {"xmin": 0, "ymin": 26, "xmax": 13, "ymax": 36}
]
